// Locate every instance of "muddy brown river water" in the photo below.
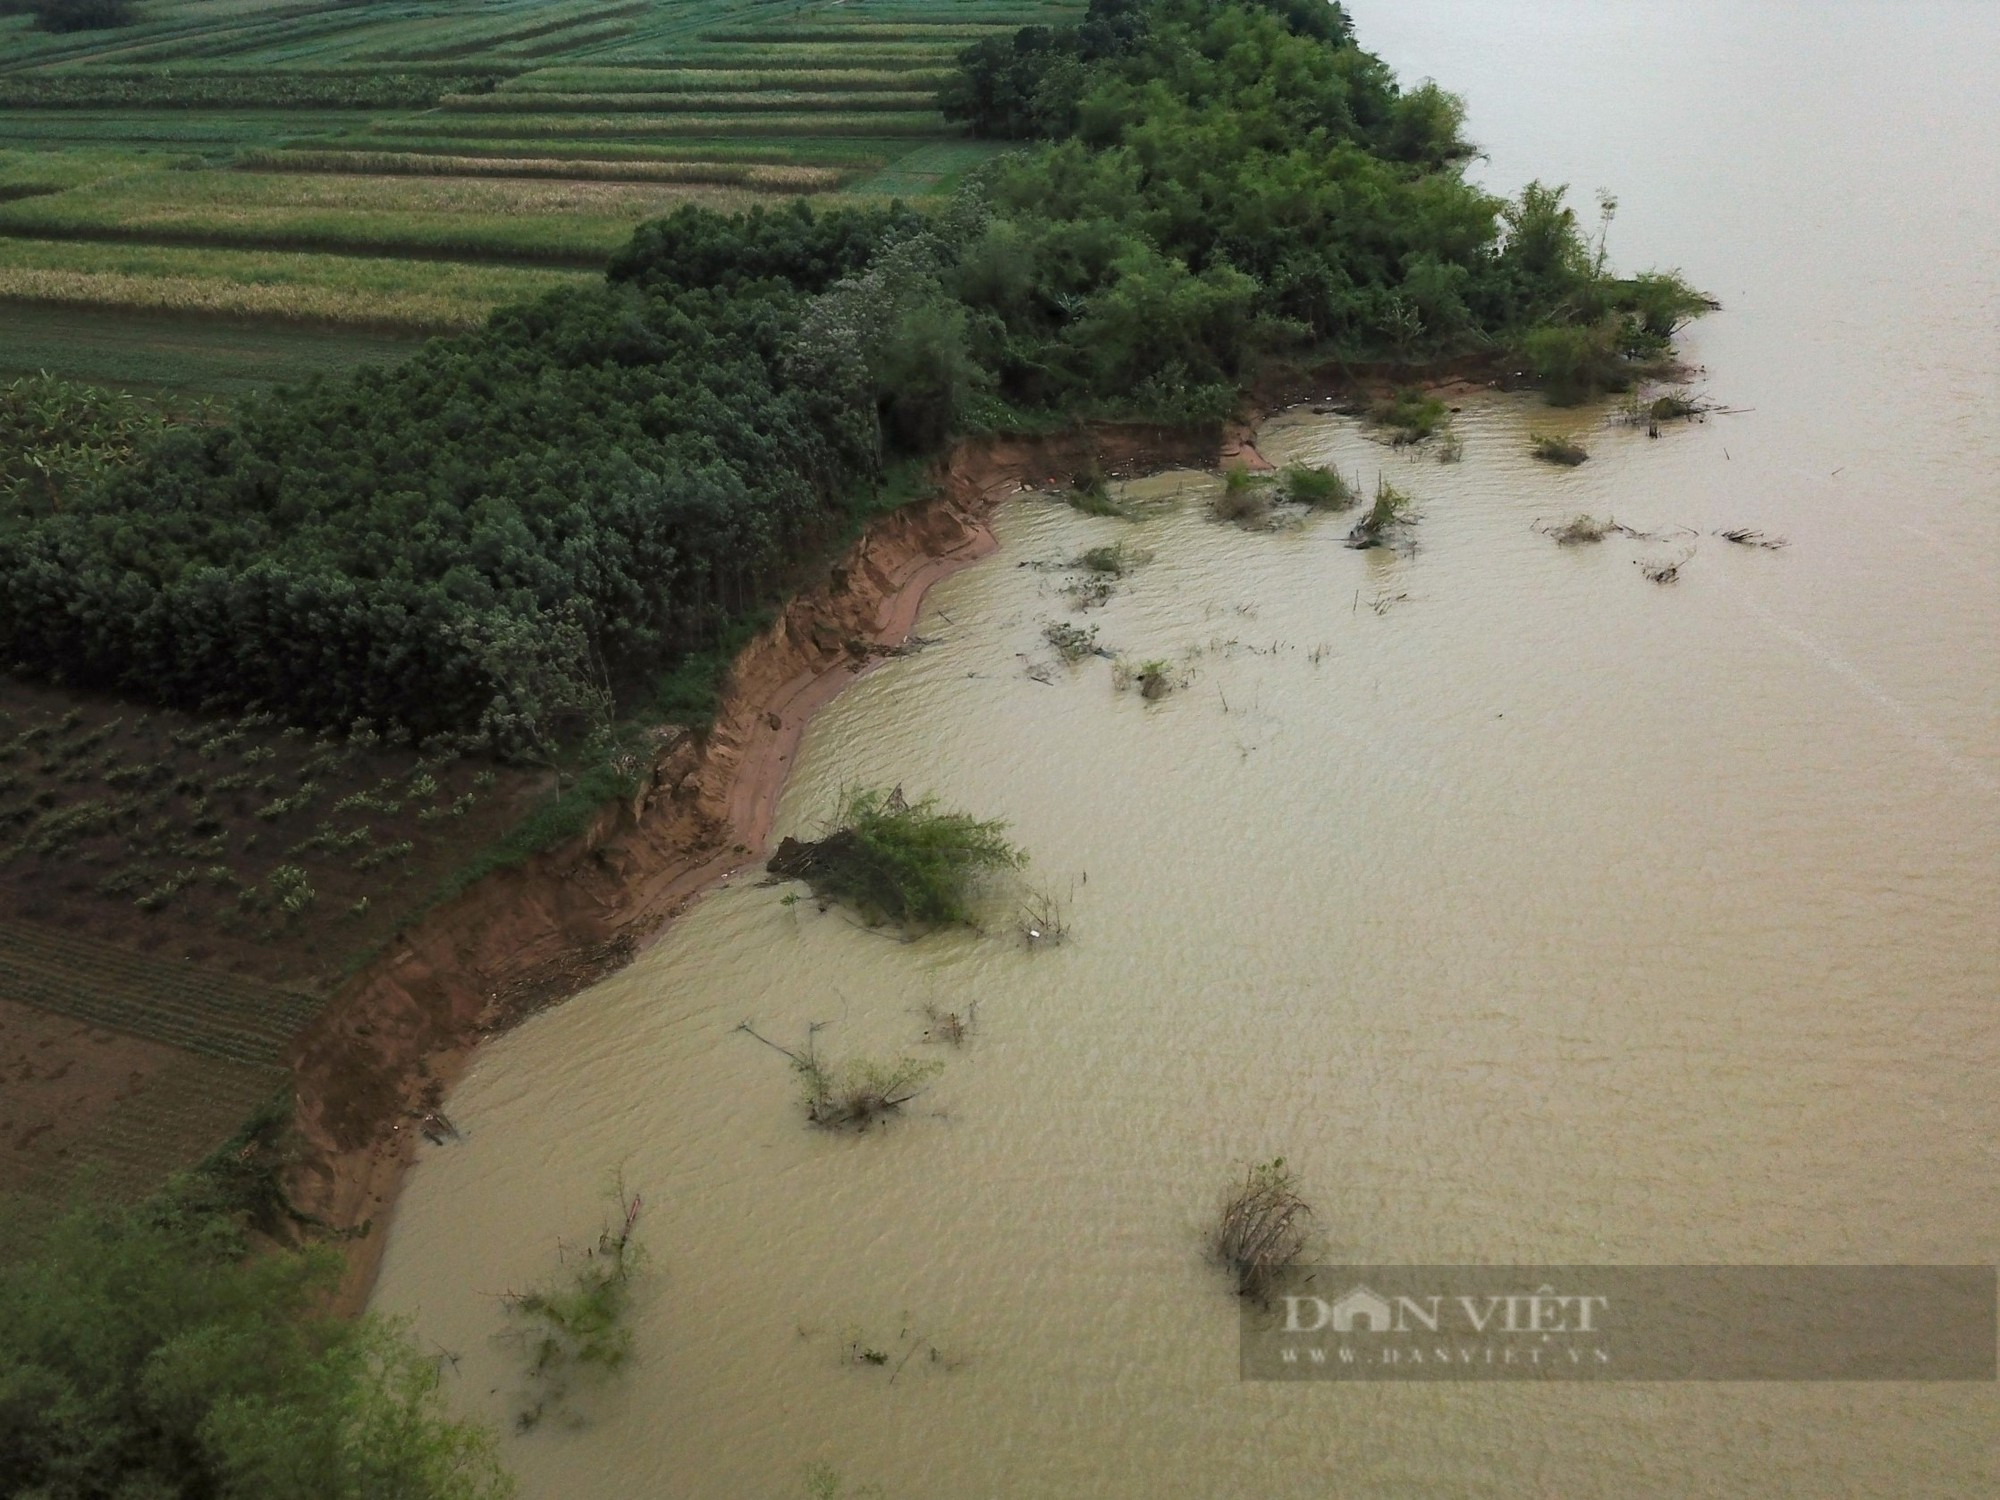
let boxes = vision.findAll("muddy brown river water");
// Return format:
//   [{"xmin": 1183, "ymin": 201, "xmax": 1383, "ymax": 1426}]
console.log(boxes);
[{"xmin": 372, "ymin": 2, "xmax": 2000, "ymax": 1494}]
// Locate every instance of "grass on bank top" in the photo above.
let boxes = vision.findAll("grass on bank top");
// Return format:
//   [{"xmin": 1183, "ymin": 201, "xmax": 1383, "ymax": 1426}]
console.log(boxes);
[{"xmin": 0, "ymin": 236, "xmax": 591, "ymax": 330}]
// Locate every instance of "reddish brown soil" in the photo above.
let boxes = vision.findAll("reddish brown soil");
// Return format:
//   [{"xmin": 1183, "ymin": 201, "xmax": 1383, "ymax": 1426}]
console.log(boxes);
[{"xmin": 288, "ymin": 421, "xmax": 1235, "ymax": 1310}]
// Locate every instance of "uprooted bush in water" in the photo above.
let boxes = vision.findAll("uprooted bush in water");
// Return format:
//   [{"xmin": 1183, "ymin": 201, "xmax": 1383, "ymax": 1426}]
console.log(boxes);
[
  {"xmin": 766, "ymin": 785, "xmax": 1023, "ymax": 929},
  {"xmin": 1213, "ymin": 1157, "xmax": 1314, "ymax": 1304},
  {"xmin": 505, "ymin": 1183, "xmax": 645, "ymax": 1432},
  {"xmin": 1715, "ymin": 527, "xmax": 1788, "ymax": 549},
  {"xmin": 1345, "ymin": 478, "xmax": 1416, "ymax": 549},
  {"xmin": 1113, "ymin": 657, "xmax": 1182, "ymax": 700}
]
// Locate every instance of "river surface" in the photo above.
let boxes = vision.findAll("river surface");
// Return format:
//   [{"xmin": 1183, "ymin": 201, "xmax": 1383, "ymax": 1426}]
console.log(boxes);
[{"xmin": 371, "ymin": 3, "xmax": 2000, "ymax": 1494}]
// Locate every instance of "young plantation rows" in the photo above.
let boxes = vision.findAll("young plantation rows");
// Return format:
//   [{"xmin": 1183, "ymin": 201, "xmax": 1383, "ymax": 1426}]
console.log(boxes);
[{"xmin": 0, "ymin": 0, "xmax": 1074, "ymax": 391}]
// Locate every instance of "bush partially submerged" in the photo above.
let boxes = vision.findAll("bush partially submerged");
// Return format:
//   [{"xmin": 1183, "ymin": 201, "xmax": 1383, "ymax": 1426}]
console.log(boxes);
[
  {"xmin": 1280, "ymin": 463, "xmax": 1356, "ymax": 509},
  {"xmin": 741, "ymin": 1022, "xmax": 942, "ymax": 1130},
  {"xmin": 1213, "ymin": 1158, "xmax": 1313, "ymax": 1303},
  {"xmin": 1345, "ymin": 478, "xmax": 1415, "ymax": 549},
  {"xmin": 799, "ymin": 1051, "xmax": 942, "ymax": 1130},
  {"xmin": 1530, "ymin": 433, "xmax": 1589, "ymax": 466},
  {"xmin": 766, "ymin": 785, "xmax": 1023, "ymax": 928}
]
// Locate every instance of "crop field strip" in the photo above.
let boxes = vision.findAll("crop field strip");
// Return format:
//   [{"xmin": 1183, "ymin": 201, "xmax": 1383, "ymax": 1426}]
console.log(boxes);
[
  {"xmin": 0, "ymin": 0, "xmax": 1081, "ymax": 384},
  {"xmin": 0, "ymin": 919, "xmax": 319, "ymax": 1067}
]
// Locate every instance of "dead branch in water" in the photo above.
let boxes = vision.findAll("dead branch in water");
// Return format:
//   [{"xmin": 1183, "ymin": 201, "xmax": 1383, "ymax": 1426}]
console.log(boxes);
[
  {"xmin": 920, "ymin": 999, "xmax": 976, "ymax": 1047},
  {"xmin": 1213, "ymin": 1158, "xmax": 1314, "ymax": 1304},
  {"xmin": 1636, "ymin": 547, "xmax": 1695, "ymax": 584},
  {"xmin": 1019, "ymin": 884, "xmax": 1071, "ymax": 948},
  {"xmin": 1528, "ymin": 517, "xmax": 1694, "ymax": 543},
  {"xmin": 1714, "ymin": 527, "xmax": 1789, "ymax": 549}
]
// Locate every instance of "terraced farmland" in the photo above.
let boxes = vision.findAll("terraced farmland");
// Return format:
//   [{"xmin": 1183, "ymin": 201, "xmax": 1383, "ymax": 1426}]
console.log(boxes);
[{"xmin": 0, "ymin": 0, "xmax": 1077, "ymax": 391}]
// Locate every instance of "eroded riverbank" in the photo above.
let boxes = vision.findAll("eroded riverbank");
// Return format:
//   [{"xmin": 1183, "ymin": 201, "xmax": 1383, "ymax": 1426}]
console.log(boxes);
[{"xmin": 286, "ymin": 420, "xmax": 1253, "ymax": 1309}]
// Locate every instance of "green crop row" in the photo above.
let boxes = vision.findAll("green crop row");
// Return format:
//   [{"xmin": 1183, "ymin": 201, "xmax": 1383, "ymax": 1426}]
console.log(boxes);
[
  {"xmin": 320, "ymin": 133, "xmax": 896, "ymax": 167},
  {"xmin": 697, "ymin": 25, "xmax": 1020, "ymax": 43},
  {"xmin": 497, "ymin": 67, "xmax": 955, "ymax": 93},
  {"xmin": 354, "ymin": 0, "xmax": 649, "ymax": 63},
  {"xmin": 0, "ymin": 168, "xmax": 785, "ymax": 265},
  {"xmin": 363, "ymin": 111, "xmax": 951, "ymax": 140},
  {"xmin": 239, "ymin": 149, "xmax": 846, "ymax": 191},
  {"xmin": 0, "ymin": 234, "xmax": 591, "ymax": 330},
  {"xmin": 624, "ymin": 43, "xmax": 973, "ymax": 68},
  {"xmin": 0, "ymin": 302, "xmax": 427, "ymax": 396},
  {"xmin": 0, "ymin": 112, "xmax": 403, "ymax": 149},
  {"xmin": 0, "ymin": 71, "xmax": 502, "ymax": 111}
]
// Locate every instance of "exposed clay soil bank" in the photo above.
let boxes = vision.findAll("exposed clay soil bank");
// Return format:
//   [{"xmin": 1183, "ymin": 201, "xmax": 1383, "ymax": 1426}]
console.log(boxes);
[{"xmin": 289, "ymin": 421, "xmax": 1238, "ymax": 1308}]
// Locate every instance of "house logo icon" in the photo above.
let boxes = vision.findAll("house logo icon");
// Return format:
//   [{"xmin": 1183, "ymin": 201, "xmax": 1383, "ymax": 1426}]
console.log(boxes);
[{"xmin": 1329, "ymin": 1285, "xmax": 1395, "ymax": 1332}]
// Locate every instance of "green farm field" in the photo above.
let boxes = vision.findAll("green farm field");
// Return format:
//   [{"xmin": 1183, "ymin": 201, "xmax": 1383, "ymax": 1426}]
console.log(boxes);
[{"xmin": 0, "ymin": 0, "xmax": 1072, "ymax": 392}]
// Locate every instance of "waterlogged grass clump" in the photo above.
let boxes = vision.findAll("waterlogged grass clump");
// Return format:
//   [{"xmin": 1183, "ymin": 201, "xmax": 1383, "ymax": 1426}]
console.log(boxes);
[
  {"xmin": 1368, "ymin": 387, "xmax": 1450, "ymax": 444},
  {"xmin": 767, "ymin": 786, "xmax": 1023, "ymax": 929},
  {"xmin": 1213, "ymin": 1158, "xmax": 1314, "ymax": 1304},
  {"xmin": 1530, "ymin": 432, "xmax": 1590, "ymax": 466},
  {"xmin": 1043, "ymin": 620, "xmax": 1101, "ymax": 663}
]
